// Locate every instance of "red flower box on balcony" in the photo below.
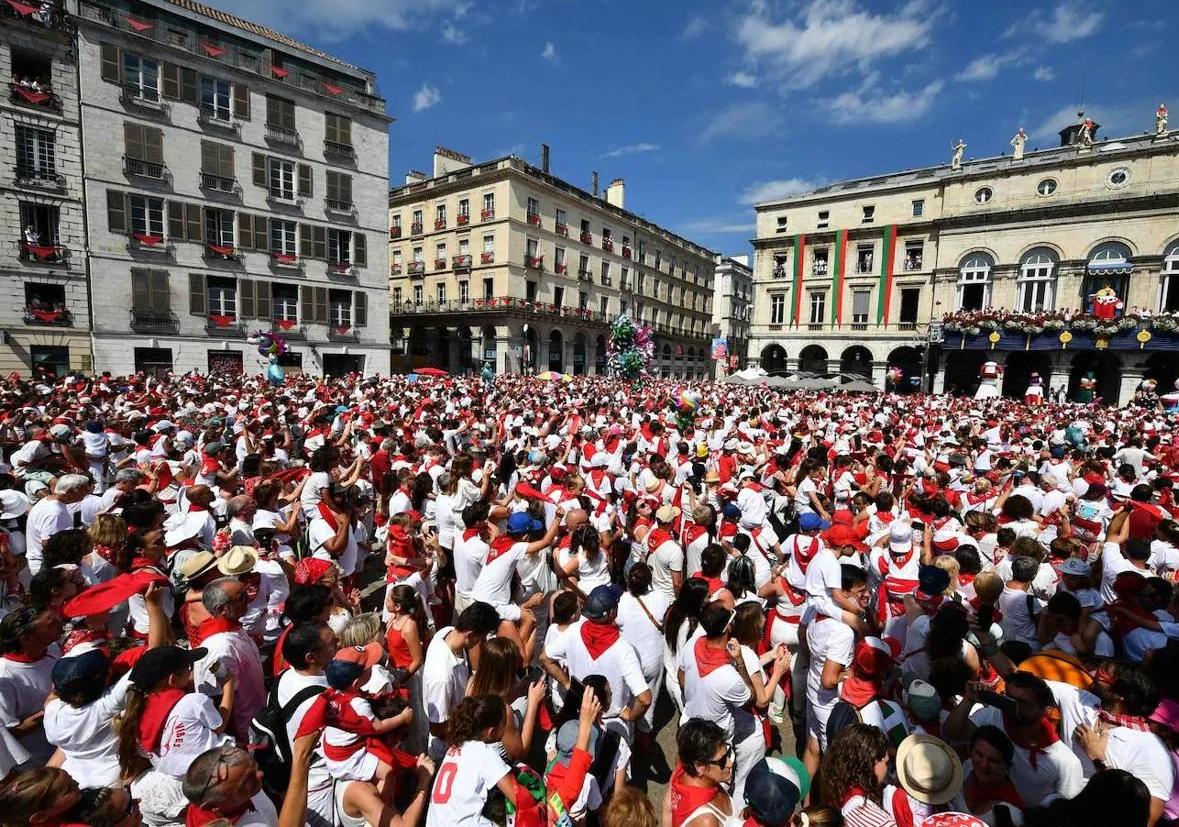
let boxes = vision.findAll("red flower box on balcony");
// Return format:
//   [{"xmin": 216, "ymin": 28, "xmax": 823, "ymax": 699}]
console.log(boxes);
[
  {"xmin": 527, "ymin": 213, "xmax": 541, "ymax": 226},
  {"xmin": 480, "ymin": 252, "xmax": 494, "ymax": 264},
  {"xmin": 453, "ymin": 255, "xmax": 472, "ymax": 271},
  {"xmin": 622, "ymin": 246, "xmax": 632, "ymax": 259},
  {"xmin": 390, "ymin": 264, "xmax": 403, "ymax": 275},
  {"xmin": 556, "ymin": 264, "xmax": 568, "ymax": 275},
  {"xmin": 602, "ymin": 239, "xmax": 614, "ymax": 253},
  {"xmin": 526, "ymin": 255, "xmax": 544, "ymax": 269},
  {"xmin": 457, "ymin": 214, "xmax": 469, "ymax": 226},
  {"xmin": 481, "ymin": 208, "xmax": 495, "ymax": 221},
  {"xmin": 389, "ymin": 226, "xmax": 402, "ymax": 239},
  {"xmin": 556, "ymin": 224, "xmax": 568, "ymax": 237},
  {"xmin": 272, "ymin": 253, "xmax": 298, "ymax": 266},
  {"xmin": 411, "ymin": 223, "xmax": 423, "ymax": 235},
  {"xmin": 434, "ymin": 219, "xmax": 447, "ymax": 230},
  {"xmin": 206, "ymin": 243, "xmax": 236, "ymax": 258},
  {"xmin": 580, "ymin": 231, "xmax": 593, "ymax": 244},
  {"xmin": 274, "ymin": 318, "xmax": 297, "ymax": 330},
  {"xmin": 434, "ymin": 258, "xmax": 447, "ymax": 270},
  {"xmin": 209, "ymin": 314, "xmax": 235, "ymax": 327},
  {"xmin": 132, "ymin": 232, "xmax": 165, "ymax": 247}
]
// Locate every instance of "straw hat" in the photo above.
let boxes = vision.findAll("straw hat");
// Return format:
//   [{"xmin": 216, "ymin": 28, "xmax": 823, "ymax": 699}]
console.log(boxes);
[
  {"xmin": 217, "ymin": 545, "xmax": 258, "ymax": 576},
  {"xmin": 895, "ymin": 733, "xmax": 963, "ymax": 805}
]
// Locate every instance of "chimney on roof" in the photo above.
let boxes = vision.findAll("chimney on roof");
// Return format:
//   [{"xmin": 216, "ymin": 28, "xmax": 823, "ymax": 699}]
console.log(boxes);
[
  {"xmin": 1058, "ymin": 109, "xmax": 1100, "ymax": 147},
  {"xmin": 541, "ymin": 144, "xmax": 550, "ymax": 174},
  {"xmin": 404, "ymin": 170, "xmax": 427, "ymax": 184},
  {"xmin": 592, "ymin": 171, "xmax": 599, "ymax": 197},
  {"xmin": 606, "ymin": 178, "xmax": 625, "ymax": 209},
  {"xmin": 433, "ymin": 146, "xmax": 473, "ymax": 178}
]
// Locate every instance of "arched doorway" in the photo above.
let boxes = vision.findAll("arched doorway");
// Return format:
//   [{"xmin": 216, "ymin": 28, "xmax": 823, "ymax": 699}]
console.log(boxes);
[
  {"xmin": 943, "ymin": 351, "xmax": 985, "ymax": 397},
  {"xmin": 1144, "ymin": 352, "xmax": 1179, "ymax": 397},
  {"xmin": 433, "ymin": 327, "xmax": 450, "ymax": 369},
  {"xmin": 480, "ymin": 325, "xmax": 497, "ymax": 370},
  {"xmin": 1068, "ymin": 351, "xmax": 1121, "ymax": 403},
  {"xmin": 798, "ymin": 345, "xmax": 828, "ymax": 375},
  {"xmin": 594, "ymin": 335, "xmax": 607, "ymax": 374},
  {"xmin": 886, "ymin": 346, "xmax": 922, "ymax": 393},
  {"xmin": 522, "ymin": 327, "xmax": 538, "ymax": 373},
  {"xmin": 407, "ymin": 325, "xmax": 428, "ymax": 361},
  {"xmin": 761, "ymin": 344, "xmax": 787, "ymax": 373},
  {"xmin": 1001, "ymin": 351, "xmax": 1052, "ymax": 398},
  {"xmin": 840, "ymin": 346, "xmax": 873, "ymax": 378},
  {"xmin": 548, "ymin": 329, "xmax": 564, "ymax": 372},
  {"xmin": 456, "ymin": 326, "xmax": 473, "ymax": 374},
  {"xmin": 573, "ymin": 333, "xmax": 587, "ymax": 375}
]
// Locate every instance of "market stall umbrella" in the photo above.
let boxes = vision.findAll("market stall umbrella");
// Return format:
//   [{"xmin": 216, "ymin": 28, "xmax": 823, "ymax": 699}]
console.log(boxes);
[
  {"xmin": 840, "ymin": 378, "xmax": 882, "ymax": 393},
  {"xmin": 791, "ymin": 376, "xmax": 838, "ymax": 390},
  {"xmin": 414, "ymin": 367, "xmax": 447, "ymax": 377},
  {"xmin": 537, "ymin": 371, "xmax": 573, "ymax": 383}
]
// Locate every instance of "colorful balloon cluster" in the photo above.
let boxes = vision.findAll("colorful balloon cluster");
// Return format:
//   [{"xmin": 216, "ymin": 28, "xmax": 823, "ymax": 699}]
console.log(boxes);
[
  {"xmin": 886, "ymin": 366, "xmax": 904, "ymax": 386},
  {"xmin": 606, "ymin": 314, "xmax": 654, "ymax": 381},
  {"xmin": 674, "ymin": 388, "xmax": 701, "ymax": 434},
  {"xmin": 247, "ymin": 331, "xmax": 288, "ymax": 358}
]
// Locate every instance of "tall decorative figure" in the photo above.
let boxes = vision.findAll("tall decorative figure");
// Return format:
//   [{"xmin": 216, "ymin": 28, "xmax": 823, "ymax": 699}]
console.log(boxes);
[
  {"xmin": 1162, "ymin": 380, "xmax": 1179, "ymax": 414},
  {"xmin": 951, "ymin": 139, "xmax": 966, "ymax": 171},
  {"xmin": 1024, "ymin": 371, "xmax": 1043, "ymax": 406},
  {"xmin": 1076, "ymin": 373, "xmax": 1097, "ymax": 404},
  {"xmin": 1078, "ymin": 117, "xmax": 1095, "ymax": 148},
  {"xmin": 975, "ymin": 360, "xmax": 1002, "ymax": 399},
  {"xmin": 1157, "ymin": 102, "xmax": 1169, "ymax": 138},
  {"xmin": 1010, "ymin": 127, "xmax": 1027, "ymax": 160}
]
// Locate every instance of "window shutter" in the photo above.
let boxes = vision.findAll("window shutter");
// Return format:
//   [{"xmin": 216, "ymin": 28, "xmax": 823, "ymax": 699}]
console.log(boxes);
[
  {"xmin": 100, "ymin": 44, "xmax": 121, "ymax": 83},
  {"xmin": 145, "ymin": 128, "xmax": 163, "ymax": 164},
  {"xmin": 239, "ymin": 279, "xmax": 256, "ymax": 318},
  {"xmin": 297, "ymin": 164, "xmax": 312, "ymax": 198},
  {"xmin": 131, "ymin": 269, "xmax": 150, "ymax": 309},
  {"xmin": 354, "ymin": 291, "xmax": 367, "ymax": 327},
  {"xmin": 238, "ymin": 213, "xmax": 253, "ymax": 250},
  {"xmin": 161, "ymin": 63, "xmax": 180, "ymax": 99},
  {"xmin": 167, "ymin": 201, "xmax": 184, "ymax": 239},
  {"xmin": 219, "ymin": 145, "xmax": 234, "ymax": 179},
  {"xmin": 232, "ymin": 83, "xmax": 250, "ymax": 120},
  {"xmin": 314, "ymin": 287, "xmax": 328, "ymax": 323},
  {"xmin": 185, "ymin": 203, "xmax": 203, "ymax": 241},
  {"xmin": 339, "ymin": 116, "xmax": 352, "ymax": 145},
  {"xmin": 107, "ymin": 190, "xmax": 127, "ymax": 233},
  {"xmin": 252, "ymin": 153, "xmax": 266, "ymax": 188},
  {"xmin": 340, "ymin": 175, "xmax": 352, "ymax": 204},
  {"xmin": 180, "ymin": 68, "xmax": 198, "ymax": 104},
  {"xmin": 200, "ymin": 141, "xmax": 215, "ymax": 175},
  {"xmin": 188, "ymin": 273, "xmax": 207, "ymax": 316},
  {"xmin": 300, "ymin": 285, "xmax": 314, "ymax": 321},
  {"xmin": 255, "ymin": 280, "xmax": 271, "ymax": 320},
  {"xmin": 124, "ymin": 123, "xmax": 143, "ymax": 160},
  {"xmin": 326, "ymin": 171, "xmax": 338, "ymax": 202},
  {"xmin": 299, "ymin": 224, "xmax": 311, "ymax": 258},
  {"xmin": 313, "ymin": 226, "xmax": 327, "ymax": 259},
  {"xmin": 353, "ymin": 232, "xmax": 366, "ymax": 266},
  {"xmin": 150, "ymin": 270, "xmax": 170, "ymax": 311},
  {"xmin": 253, "ymin": 215, "xmax": 267, "ymax": 251},
  {"xmin": 324, "ymin": 113, "xmax": 336, "ymax": 144}
]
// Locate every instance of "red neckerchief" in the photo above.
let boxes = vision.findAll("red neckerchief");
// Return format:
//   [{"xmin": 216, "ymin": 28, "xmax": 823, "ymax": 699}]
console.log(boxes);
[
  {"xmin": 1, "ymin": 651, "xmax": 42, "ymax": 663},
  {"xmin": 185, "ymin": 800, "xmax": 256, "ymax": 827},
  {"xmin": 138, "ymin": 686, "xmax": 187, "ymax": 753},
  {"xmin": 130, "ymin": 556, "xmax": 160, "ymax": 571},
  {"xmin": 1097, "ymin": 709, "xmax": 1151, "ymax": 732},
  {"xmin": 792, "ymin": 536, "xmax": 820, "ymax": 572},
  {"xmin": 646, "ymin": 527, "xmax": 672, "ymax": 550},
  {"xmin": 193, "ymin": 616, "xmax": 241, "ymax": 647},
  {"xmin": 580, "ymin": 620, "xmax": 621, "ymax": 659},
  {"xmin": 840, "ymin": 674, "xmax": 882, "ymax": 708},
  {"xmin": 963, "ymin": 772, "xmax": 1025, "ymax": 812},
  {"xmin": 669, "ymin": 764, "xmax": 719, "ymax": 827},
  {"xmin": 486, "ymin": 535, "xmax": 518, "ymax": 564},
  {"xmin": 317, "ymin": 501, "xmax": 339, "ymax": 530},
  {"xmin": 684, "ymin": 523, "xmax": 709, "ymax": 545},
  {"xmin": 93, "ymin": 543, "xmax": 119, "ymax": 564},
  {"xmin": 694, "ymin": 637, "xmax": 731, "ymax": 678},
  {"xmin": 690, "ymin": 572, "xmax": 724, "ymax": 596},
  {"xmin": 1003, "ymin": 713, "xmax": 1060, "ymax": 769},
  {"xmin": 187, "ymin": 503, "xmax": 208, "ymax": 513}
]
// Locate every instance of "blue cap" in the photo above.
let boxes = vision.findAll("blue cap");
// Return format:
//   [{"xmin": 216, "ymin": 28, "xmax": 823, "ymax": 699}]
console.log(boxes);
[
  {"xmin": 744, "ymin": 757, "xmax": 804, "ymax": 827},
  {"xmin": 325, "ymin": 659, "xmax": 365, "ymax": 690},
  {"xmin": 51, "ymin": 648, "xmax": 108, "ymax": 692},
  {"xmin": 799, "ymin": 512, "xmax": 830, "ymax": 532},
  {"xmin": 722, "ymin": 503, "xmax": 742, "ymax": 520},
  {"xmin": 582, "ymin": 584, "xmax": 622, "ymax": 620},
  {"xmin": 506, "ymin": 511, "xmax": 543, "ymax": 535}
]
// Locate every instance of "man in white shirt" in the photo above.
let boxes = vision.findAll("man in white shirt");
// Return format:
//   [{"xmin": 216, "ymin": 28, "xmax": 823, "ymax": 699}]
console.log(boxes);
[
  {"xmin": 647, "ymin": 504, "xmax": 684, "ymax": 601},
  {"xmin": 274, "ymin": 622, "xmax": 335, "ymax": 827},
  {"xmin": 182, "ymin": 745, "xmax": 279, "ymax": 826},
  {"xmin": 308, "ymin": 484, "xmax": 359, "ymax": 578},
  {"xmin": 25, "ymin": 473, "xmax": 88, "ymax": 575},
  {"xmin": 451, "ymin": 501, "xmax": 491, "ymax": 616},
  {"xmin": 193, "ymin": 578, "xmax": 266, "ymax": 741},
  {"xmin": 421, "ymin": 601, "xmax": 500, "ymax": 762}
]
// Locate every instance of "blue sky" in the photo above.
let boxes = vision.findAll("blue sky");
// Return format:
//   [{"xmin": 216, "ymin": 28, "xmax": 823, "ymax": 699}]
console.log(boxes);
[{"xmin": 211, "ymin": 0, "xmax": 1178, "ymax": 259}]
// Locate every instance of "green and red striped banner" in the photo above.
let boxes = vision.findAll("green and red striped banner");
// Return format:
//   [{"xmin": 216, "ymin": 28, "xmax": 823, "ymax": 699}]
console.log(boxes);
[
  {"xmin": 878, "ymin": 224, "xmax": 898, "ymax": 324},
  {"xmin": 791, "ymin": 234, "xmax": 806, "ymax": 325},
  {"xmin": 831, "ymin": 229, "xmax": 848, "ymax": 324}
]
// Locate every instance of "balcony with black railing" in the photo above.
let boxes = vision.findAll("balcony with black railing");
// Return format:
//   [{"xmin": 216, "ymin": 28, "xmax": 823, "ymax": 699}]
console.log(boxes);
[
  {"xmin": 481, "ymin": 208, "xmax": 495, "ymax": 221},
  {"xmin": 10, "ymin": 82, "xmax": 61, "ymax": 111},
  {"xmin": 203, "ymin": 243, "xmax": 241, "ymax": 263},
  {"xmin": 18, "ymin": 238, "xmax": 66, "ymax": 264},
  {"xmin": 123, "ymin": 156, "xmax": 169, "ymax": 181},
  {"xmin": 408, "ymin": 261, "xmax": 425, "ymax": 277},
  {"xmin": 199, "ymin": 172, "xmax": 238, "ymax": 196},
  {"xmin": 555, "ymin": 223, "xmax": 568, "ymax": 237},
  {"xmin": 323, "ymin": 140, "xmax": 355, "ymax": 163},
  {"xmin": 265, "ymin": 123, "xmax": 300, "ymax": 147},
  {"xmin": 119, "ymin": 86, "xmax": 168, "ymax": 115},
  {"xmin": 525, "ymin": 255, "xmax": 544, "ymax": 271},
  {"xmin": 15, "ymin": 164, "xmax": 64, "ymax": 190},
  {"xmin": 579, "ymin": 230, "xmax": 593, "ymax": 244},
  {"xmin": 129, "ymin": 310, "xmax": 179, "ymax": 334},
  {"xmin": 390, "ymin": 263, "xmax": 403, "ymax": 276},
  {"xmin": 2, "ymin": 0, "xmax": 69, "ymax": 31},
  {"xmin": 456, "ymin": 213, "xmax": 470, "ymax": 226},
  {"xmin": 410, "ymin": 222, "xmax": 424, "ymax": 235},
  {"xmin": 389, "ymin": 226, "xmax": 402, "ymax": 239},
  {"xmin": 270, "ymin": 252, "xmax": 302, "ymax": 271},
  {"xmin": 453, "ymin": 254, "xmax": 472, "ymax": 273},
  {"xmin": 325, "ymin": 198, "xmax": 354, "ymax": 215},
  {"xmin": 206, "ymin": 314, "xmax": 241, "ymax": 335},
  {"xmin": 23, "ymin": 306, "xmax": 71, "ymax": 326},
  {"xmin": 480, "ymin": 252, "xmax": 495, "ymax": 264},
  {"xmin": 197, "ymin": 106, "xmax": 239, "ymax": 132},
  {"xmin": 328, "ymin": 260, "xmax": 355, "ymax": 277}
]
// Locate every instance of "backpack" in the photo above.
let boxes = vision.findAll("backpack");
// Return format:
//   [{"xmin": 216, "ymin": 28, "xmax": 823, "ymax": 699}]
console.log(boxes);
[{"xmin": 249, "ymin": 682, "xmax": 323, "ymax": 798}]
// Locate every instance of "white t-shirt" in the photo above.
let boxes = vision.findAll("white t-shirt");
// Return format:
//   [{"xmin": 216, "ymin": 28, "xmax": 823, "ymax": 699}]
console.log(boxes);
[
  {"xmin": 155, "ymin": 693, "xmax": 234, "ymax": 778},
  {"xmin": 968, "ymin": 704, "xmax": 1084, "ymax": 805},
  {"xmin": 546, "ymin": 619, "xmax": 649, "ymax": 719},
  {"xmin": 194, "ymin": 629, "xmax": 267, "ymax": 739},
  {"xmin": 795, "ymin": 477, "xmax": 819, "ymax": 515},
  {"xmin": 309, "ymin": 516, "xmax": 358, "ymax": 577},
  {"xmin": 998, "ymin": 586, "xmax": 1043, "ymax": 647},
  {"xmin": 804, "ymin": 547, "xmax": 845, "ymax": 621},
  {"xmin": 615, "ymin": 591, "xmax": 671, "ymax": 678},
  {"xmin": 25, "ymin": 497, "xmax": 72, "ymax": 574},
  {"xmin": 649, "ymin": 537, "xmax": 684, "ymax": 602},
  {"xmin": 300, "ymin": 470, "xmax": 333, "ymax": 519},
  {"xmin": 43, "ymin": 672, "xmax": 132, "ymax": 787},
  {"xmin": 422, "ymin": 628, "xmax": 470, "ymax": 733},
  {"xmin": 0, "ymin": 652, "xmax": 58, "ymax": 765},
  {"xmin": 275, "ymin": 669, "xmax": 334, "ymax": 825},
  {"xmin": 426, "ymin": 740, "xmax": 510, "ymax": 827},
  {"xmin": 1098, "ymin": 541, "xmax": 1143, "ymax": 605},
  {"xmin": 452, "ymin": 531, "xmax": 488, "ymax": 594},
  {"xmin": 679, "ymin": 641, "xmax": 751, "ymax": 740},
  {"xmin": 471, "ymin": 543, "xmax": 527, "ymax": 608},
  {"xmin": 805, "ymin": 618, "xmax": 855, "ymax": 723}
]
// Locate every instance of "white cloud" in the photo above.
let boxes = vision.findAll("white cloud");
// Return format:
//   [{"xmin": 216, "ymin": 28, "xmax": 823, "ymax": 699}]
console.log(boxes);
[
  {"xmin": 734, "ymin": 0, "xmax": 934, "ymax": 89},
  {"xmin": 699, "ymin": 101, "xmax": 783, "ymax": 143},
  {"xmin": 1012, "ymin": 2, "xmax": 1103, "ymax": 43},
  {"xmin": 681, "ymin": 217, "xmax": 756, "ymax": 235},
  {"xmin": 827, "ymin": 80, "xmax": 944, "ymax": 125},
  {"xmin": 208, "ymin": 0, "xmax": 469, "ymax": 39},
  {"xmin": 602, "ymin": 142, "xmax": 661, "ymax": 158},
  {"xmin": 681, "ymin": 15, "xmax": 708, "ymax": 39},
  {"xmin": 1033, "ymin": 65, "xmax": 1056, "ymax": 81},
  {"xmin": 725, "ymin": 71, "xmax": 758, "ymax": 89},
  {"xmin": 740, "ymin": 178, "xmax": 823, "ymax": 205},
  {"xmin": 541, "ymin": 41, "xmax": 558, "ymax": 62},
  {"xmin": 440, "ymin": 20, "xmax": 467, "ymax": 44},
  {"xmin": 956, "ymin": 53, "xmax": 1018, "ymax": 82},
  {"xmin": 412, "ymin": 83, "xmax": 441, "ymax": 112}
]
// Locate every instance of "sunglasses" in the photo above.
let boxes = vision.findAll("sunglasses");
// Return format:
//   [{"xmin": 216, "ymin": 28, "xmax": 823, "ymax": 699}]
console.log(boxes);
[{"xmin": 702, "ymin": 745, "xmax": 734, "ymax": 768}]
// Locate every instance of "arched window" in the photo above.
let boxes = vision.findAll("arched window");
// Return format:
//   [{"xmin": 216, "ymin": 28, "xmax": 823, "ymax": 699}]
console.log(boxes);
[
  {"xmin": 1083, "ymin": 241, "xmax": 1133, "ymax": 310},
  {"xmin": 1017, "ymin": 247, "xmax": 1058, "ymax": 312},
  {"xmin": 957, "ymin": 252, "xmax": 993, "ymax": 311},
  {"xmin": 1162, "ymin": 241, "xmax": 1179, "ymax": 312}
]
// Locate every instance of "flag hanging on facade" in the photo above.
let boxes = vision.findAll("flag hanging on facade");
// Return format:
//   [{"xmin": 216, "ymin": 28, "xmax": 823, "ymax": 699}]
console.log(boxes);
[
  {"xmin": 878, "ymin": 225, "xmax": 897, "ymax": 324},
  {"xmin": 791, "ymin": 234, "xmax": 806, "ymax": 325},
  {"xmin": 831, "ymin": 229, "xmax": 848, "ymax": 325}
]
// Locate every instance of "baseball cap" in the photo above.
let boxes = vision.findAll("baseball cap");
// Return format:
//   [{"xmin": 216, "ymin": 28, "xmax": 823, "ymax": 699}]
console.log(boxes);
[
  {"xmin": 721, "ymin": 503, "xmax": 742, "ymax": 520},
  {"xmin": 823, "ymin": 523, "xmax": 866, "ymax": 551},
  {"xmin": 889, "ymin": 521, "xmax": 915, "ymax": 553},
  {"xmin": 51, "ymin": 648, "xmax": 109, "ymax": 693},
  {"xmin": 799, "ymin": 512, "xmax": 830, "ymax": 532},
  {"xmin": 49, "ymin": 423, "xmax": 72, "ymax": 439},
  {"xmin": 555, "ymin": 718, "xmax": 599, "ymax": 761},
  {"xmin": 904, "ymin": 678, "xmax": 943, "ymax": 722},
  {"xmin": 129, "ymin": 645, "xmax": 207, "ymax": 689},
  {"xmin": 916, "ymin": 565, "xmax": 951, "ymax": 600},
  {"xmin": 1060, "ymin": 557, "xmax": 1090, "ymax": 577},
  {"xmin": 325, "ymin": 658, "xmax": 365, "ymax": 690},
  {"xmin": 743, "ymin": 758, "xmax": 804, "ymax": 827},
  {"xmin": 582, "ymin": 584, "xmax": 622, "ymax": 620},
  {"xmin": 852, "ymin": 637, "xmax": 899, "ymax": 678},
  {"xmin": 506, "ymin": 511, "xmax": 543, "ymax": 535}
]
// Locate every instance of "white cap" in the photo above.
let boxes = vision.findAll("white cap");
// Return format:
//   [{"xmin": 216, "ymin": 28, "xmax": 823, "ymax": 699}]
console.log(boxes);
[{"xmin": 889, "ymin": 521, "xmax": 915, "ymax": 554}]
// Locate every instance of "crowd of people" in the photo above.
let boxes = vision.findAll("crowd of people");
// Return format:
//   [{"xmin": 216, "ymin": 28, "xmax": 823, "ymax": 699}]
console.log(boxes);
[{"xmin": 0, "ymin": 367, "xmax": 1175, "ymax": 827}]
